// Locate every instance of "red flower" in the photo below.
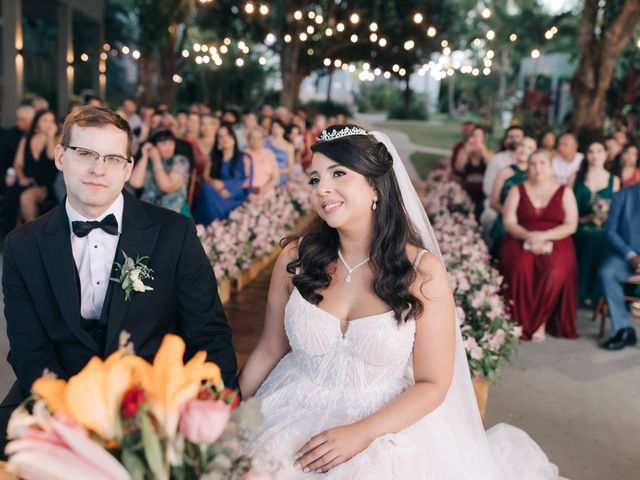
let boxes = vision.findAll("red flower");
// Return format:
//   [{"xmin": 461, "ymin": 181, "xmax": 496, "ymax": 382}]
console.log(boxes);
[
  {"xmin": 121, "ymin": 387, "xmax": 146, "ymax": 418},
  {"xmin": 197, "ymin": 387, "xmax": 213, "ymax": 401}
]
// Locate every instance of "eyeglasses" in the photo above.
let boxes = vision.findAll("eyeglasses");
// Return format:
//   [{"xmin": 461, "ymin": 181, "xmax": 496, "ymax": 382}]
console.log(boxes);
[{"xmin": 64, "ymin": 145, "xmax": 131, "ymax": 169}]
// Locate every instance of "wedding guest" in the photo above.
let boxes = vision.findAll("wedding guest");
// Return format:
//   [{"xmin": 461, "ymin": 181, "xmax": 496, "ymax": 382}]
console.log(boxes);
[
  {"xmin": 193, "ymin": 123, "xmax": 252, "ymax": 225},
  {"xmin": 605, "ymin": 135, "xmax": 622, "ymax": 169},
  {"xmin": 480, "ymin": 125, "xmax": 524, "ymax": 236},
  {"xmin": 612, "ymin": 144, "xmax": 640, "ymax": 187},
  {"xmin": 613, "ymin": 127, "xmax": 630, "ymax": 148},
  {"xmin": 128, "ymin": 129, "xmax": 191, "ymax": 216},
  {"xmin": 13, "ymin": 110, "xmax": 60, "ymax": 223},
  {"xmin": 0, "ymin": 106, "xmax": 34, "ymax": 188},
  {"xmin": 31, "ymin": 97, "xmax": 49, "ymax": 113},
  {"xmin": 246, "ymin": 126, "xmax": 279, "ymax": 196},
  {"xmin": 259, "ymin": 115, "xmax": 272, "ymax": 136},
  {"xmin": 301, "ymin": 115, "xmax": 326, "ymax": 171},
  {"xmin": 489, "ymin": 137, "xmax": 537, "ymax": 252},
  {"xmin": 539, "ymin": 130, "xmax": 556, "ymax": 157},
  {"xmin": 500, "ymin": 150, "xmax": 579, "ymax": 341},
  {"xmin": 236, "ymin": 112, "xmax": 257, "ymax": 150},
  {"xmin": 182, "ymin": 113, "xmax": 207, "ymax": 174},
  {"xmin": 266, "ymin": 119, "xmax": 295, "ymax": 186},
  {"xmin": 450, "ymin": 121, "xmax": 476, "ymax": 171},
  {"xmin": 598, "ymin": 182, "xmax": 640, "ymax": 350},
  {"xmin": 551, "ymin": 133, "xmax": 583, "ymax": 184},
  {"xmin": 454, "ymin": 126, "xmax": 492, "ymax": 218},
  {"xmin": 568, "ymin": 141, "xmax": 620, "ymax": 306},
  {"xmin": 197, "ymin": 114, "xmax": 220, "ymax": 173},
  {"xmin": 176, "ymin": 110, "xmax": 189, "ymax": 137},
  {"xmin": 286, "ymin": 124, "xmax": 304, "ymax": 169}
]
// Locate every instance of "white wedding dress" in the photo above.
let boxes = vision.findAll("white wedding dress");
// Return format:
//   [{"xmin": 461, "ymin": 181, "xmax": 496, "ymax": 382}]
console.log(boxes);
[
  {"xmin": 245, "ymin": 271, "xmax": 565, "ymax": 479},
  {"xmin": 244, "ymin": 130, "xmax": 565, "ymax": 479}
]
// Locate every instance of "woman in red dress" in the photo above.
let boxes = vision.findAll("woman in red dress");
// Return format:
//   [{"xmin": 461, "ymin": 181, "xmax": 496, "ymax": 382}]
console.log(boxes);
[{"xmin": 500, "ymin": 150, "xmax": 579, "ymax": 341}]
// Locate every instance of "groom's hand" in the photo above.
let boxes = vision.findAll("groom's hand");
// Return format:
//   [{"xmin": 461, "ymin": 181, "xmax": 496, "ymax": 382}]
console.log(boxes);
[{"xmin": 295, "ymin": 424, "xmax": 372, "ymax": 473}]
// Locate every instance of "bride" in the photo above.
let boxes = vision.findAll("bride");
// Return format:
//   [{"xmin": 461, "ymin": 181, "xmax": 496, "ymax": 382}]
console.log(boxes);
[{"xmin": 239, "ymin": 125, "xmax": 565, "ymax": 479}]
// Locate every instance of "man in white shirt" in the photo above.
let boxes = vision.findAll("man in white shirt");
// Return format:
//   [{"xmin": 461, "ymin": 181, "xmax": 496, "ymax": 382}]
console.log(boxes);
[
  {"xmin": 479, "ymin": 126, "xmax": 524, "ymax": 236},
  {"xmin": 551, "ymin": 133, "xmax": 584, "ymax": 184},
  {"xmin": 1, "ymin": 107, "xmax": 237, "ymax": 447}
]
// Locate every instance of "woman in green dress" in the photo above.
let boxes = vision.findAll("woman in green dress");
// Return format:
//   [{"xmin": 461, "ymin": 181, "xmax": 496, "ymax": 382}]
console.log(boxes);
[
  {"xmin": 568, "ymin": 140, "xmax": 620, "ymax": 306},
  {"xmin": 489, "ymin": 137, "xmax": 537, "ymax": 254}
]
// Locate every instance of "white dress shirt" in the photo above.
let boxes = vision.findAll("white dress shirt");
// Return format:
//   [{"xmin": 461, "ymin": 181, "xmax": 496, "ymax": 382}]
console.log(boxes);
[
  {"xmin": 66, "ymin": 194, "xmax": 124, "ymax": 319},
  {"xmin": 552, "ymin": 152, "xmax": 584, "ymax": 184}
]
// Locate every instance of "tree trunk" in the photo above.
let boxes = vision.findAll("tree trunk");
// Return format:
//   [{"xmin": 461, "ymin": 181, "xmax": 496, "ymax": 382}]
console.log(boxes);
[
  {"xmin": 571, "ymin": 0, "xmax": 640, "ymax": 138},
  {"xmin": 403, "ymin": 76, "xmax": 413, "ymax": 111},
  {"xmin": 136, "ymin": 52, "xmax": 157, "ymax": 105},
  {"xmin": 156, "ymin": 32, "xmax": 178, "ymax": 106},
  {"xmin": 326, "ymin": 68, "xmax": 333, "ymax": 103},
  {"xmin": 279, "ymin": 39, "xmax": 309, "ymax": 109}
]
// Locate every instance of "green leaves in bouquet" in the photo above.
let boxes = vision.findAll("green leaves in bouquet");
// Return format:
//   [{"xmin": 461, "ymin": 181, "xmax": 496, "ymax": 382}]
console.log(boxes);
[{"xmin": 140, "ymin": 409, "xmax": 167, "ymax": 480}]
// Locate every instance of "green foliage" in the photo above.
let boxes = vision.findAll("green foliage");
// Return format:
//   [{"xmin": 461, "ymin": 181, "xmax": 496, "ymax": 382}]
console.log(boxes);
[
  {"xmin": 356, "ymin": 82, "xmax": 402, "ymax": 113},
  {"xmin": 410, "ymin": 152, "xmax": 443, "ymax": 180},
  {"xmin": 388, "ymin": 94, "xmax": 428, "ymax": 120}
]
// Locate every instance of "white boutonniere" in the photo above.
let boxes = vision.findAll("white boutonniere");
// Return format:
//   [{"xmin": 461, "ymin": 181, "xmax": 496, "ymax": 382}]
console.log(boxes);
[{"xmin": 110, "ymin": 251, "xmax": 154, "ymax": 301}]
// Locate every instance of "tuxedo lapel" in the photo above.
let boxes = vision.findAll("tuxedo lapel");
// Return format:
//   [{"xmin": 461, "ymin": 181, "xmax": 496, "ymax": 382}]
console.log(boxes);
[
  {"xmin": 36, "ymin": 206, "xmax": 101, "ymax": 353},
  {"xmin": 105, "ymin": 194, "xmax": 161, "ymax": 352}
]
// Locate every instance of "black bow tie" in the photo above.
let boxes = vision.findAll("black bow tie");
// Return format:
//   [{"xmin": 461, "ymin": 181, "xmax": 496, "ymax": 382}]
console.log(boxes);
[{"xmin": 71, "ymin": 214, "xmax": 119, "ymax": 237}]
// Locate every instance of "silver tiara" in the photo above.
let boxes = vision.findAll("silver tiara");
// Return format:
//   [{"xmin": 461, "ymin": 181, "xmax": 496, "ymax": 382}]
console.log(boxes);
[{"xmin": 317, "ymin": 126, "xmax": 369, "ymax": 142}]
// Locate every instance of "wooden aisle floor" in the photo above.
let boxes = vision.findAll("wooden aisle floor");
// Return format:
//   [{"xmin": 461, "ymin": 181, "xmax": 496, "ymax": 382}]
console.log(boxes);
[{"xmin": 225, "ymin": 264, "xmax": 273, "ymax": 369}]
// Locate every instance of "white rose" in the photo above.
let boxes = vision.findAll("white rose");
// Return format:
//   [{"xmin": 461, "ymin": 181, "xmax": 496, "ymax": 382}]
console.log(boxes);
[
  {"xmin": 132, "ymin": 278, "xmax": 146, "ymax": 292},
  {"xmin": 129, "ymin": 269, "xmax": 140, "ymax": 281}
]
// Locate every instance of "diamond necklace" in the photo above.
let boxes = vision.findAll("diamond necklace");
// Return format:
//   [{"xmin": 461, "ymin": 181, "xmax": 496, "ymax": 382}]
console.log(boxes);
[{"xmin": 337, "ymin": 249, "xmax": 370, "ymax": 284}]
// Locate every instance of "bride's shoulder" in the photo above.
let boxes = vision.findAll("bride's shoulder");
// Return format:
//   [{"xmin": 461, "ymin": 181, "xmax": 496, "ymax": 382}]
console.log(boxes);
[{"xmin": 410, "ymin": 248, "xmax": 450, "ymax": 298}]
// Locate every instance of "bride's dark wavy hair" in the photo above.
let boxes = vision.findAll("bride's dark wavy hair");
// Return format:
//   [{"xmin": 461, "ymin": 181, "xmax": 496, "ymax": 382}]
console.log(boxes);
[{"xmin": 284, "ymin": 124, "xmax": 426, "ymax": 323}]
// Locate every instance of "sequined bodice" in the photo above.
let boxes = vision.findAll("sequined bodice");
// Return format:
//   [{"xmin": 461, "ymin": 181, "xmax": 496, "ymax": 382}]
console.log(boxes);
[{"xmin": 283, "ymin": 288, "xmax": 416, "ymax": 393}]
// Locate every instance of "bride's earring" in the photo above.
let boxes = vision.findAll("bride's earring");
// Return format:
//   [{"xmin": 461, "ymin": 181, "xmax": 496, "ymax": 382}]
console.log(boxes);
[{"xmin": 372, "ymin": 198, "xmax": 378, "ymax": 211}]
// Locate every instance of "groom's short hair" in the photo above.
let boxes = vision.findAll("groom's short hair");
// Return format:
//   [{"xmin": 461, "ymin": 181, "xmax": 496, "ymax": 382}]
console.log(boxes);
[{"xmin": 61, "ymin": 106, "xmax": 133, "ymax": 156}]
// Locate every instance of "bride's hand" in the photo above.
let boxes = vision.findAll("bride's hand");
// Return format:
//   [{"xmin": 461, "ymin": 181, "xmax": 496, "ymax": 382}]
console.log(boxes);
[{"xmin": 295, "ymin": 424, "xmax": 372, "ymax": 473}]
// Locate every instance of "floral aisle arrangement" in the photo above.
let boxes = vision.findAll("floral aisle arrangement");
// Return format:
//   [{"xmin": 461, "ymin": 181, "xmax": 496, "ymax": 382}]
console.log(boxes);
[
  {"xmin": 426, "ymin": 159, "xmax": 518, "ymax": 381},
  {"xmin": 196, "ymin": 173, "xmax": 312, "ymax": 280},
  {"xmin": 5, "ymin": 335, "xmax": 267, "ymax": 480}
]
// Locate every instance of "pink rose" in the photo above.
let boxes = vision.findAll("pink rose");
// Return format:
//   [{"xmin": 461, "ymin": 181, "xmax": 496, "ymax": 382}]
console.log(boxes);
[
  {"xmin": 242, "ymin": 470, "xmax": 272, "ymax": 480},
  {"xmin": 178, "ymin": 399, "xmax": 230, "ymax": 444}
]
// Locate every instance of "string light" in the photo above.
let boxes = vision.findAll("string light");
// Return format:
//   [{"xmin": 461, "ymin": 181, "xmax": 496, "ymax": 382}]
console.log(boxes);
[
  {"xmin": 404, "ymin": 40, "xmax": 415, "ymax": 50},
  {"xmin": 307, "ymin": 25, "xmax": 315, "ymax": 34},
  {"xmin": 202, "ymin": 44, "xmax": 209, "ymax": 52},
  {"xmin": 362, "ymin": 62, "xmax": 370, "ymax": 70},
  {"xmin": 378, "ymin": 38, "xmax": 387, "ymax": 47},
  {"xmin": 427, "ymin": 27, "xmax": 436, "ymax": 37},
  {"xmin": 550, "ymin": 26, "xmax": 558, "ymax": 34},
  {"xmin": 413, "ymin": 13, "xmax": 423, "ymax": 24},
  {"xmin": 202, "ymin": 55, "xmax": 210, "ymax": 63},
  {"xmin": 374, "ymin": 67, "xmax": 381, "ymax": 75},
  {"xmin": 336, "ymin": 23, "xmax": 345, "ymax": 32},
  {"xmin": 486, "ymin": 50, "xmax": 495, "ymax": 59},
  {"xmin": 173, "ymin": 74, "xmax": 183, "ymax": 83},
  {"xmin": 350, "ymin": 13, "xmax": 360, "ymax": 24},
  {"xmin": 284, "ymin": 34, "xmax": 292, "ymax": 43},
  {"xmin": 369, "ymin": 22, "xmax": 378, "ymax": 32},
  {"xmin": 473, "ymin": 38, "xmax": 482, "ymax": 47},
  {"xmin": 531, "ymin": 49, "xmax": 540, "ymax": 58},
  {"xmin": 244, "ymin": 3, "xmax": 254, "ymax": 14},
  {"xmin": 195, "ymin": 56, "xmax": 203, "ymax": 64},
  {"xmin": 510, "ymin": 33, "xmax": 518, "ymax": 41},
  {"xmin": 259, "ymin": 56, "xmax": 267, "ymax": 65},
  {"xmin": 348, "ymin": 64, "xmax": 356, "ymax": 72},
  {"xmin": 383, "ymin": 71, "xmax": 391, "ymax": 79},
  {"xmin": 316, "ymin": 15, "xmax": 323, "ymax": 24},
  {"xmin": 224, "ymin": 38, "xmax": 231, "ymax": 45},
  {"xmin": 350, "ymin": 34, "xmax": 358, "ymax": 43},
  {"xmin": 308, "ymin": 11, "xmax": 315, "ymax": 19},
  {"xmin": 392, "ymin": 64, "xmax": 399, "ymax": 72},
  {"xmin": 299, "ymin": 32, "xmax": 308, "ymax": 41},
  {"xmin": 265, "ymin": 33, "xmax": 276, "ymax": 45},
  {"xmin": 80, "ymin": 53, "xmax": 89, "ymax": 62},
  {"xmin": 441, "ymin": 40, "xmax": 448, "ymax": 47},
  {"xmin": 236, "ymin": 58, "xmax": 244, "ymax": 67},
  {"xmin": 307, "ymin": 48, "xmax": 314, "ymax": 55},
  {"xmin": 334, "ymin": 59, "xmax": 342, "ymax": 67},
  {"xmin": 100, "ymin": 52, "xmax": 108, "ymax": 60},
  {"xmin": 102, "ymin": 43, "xmax": 110, "ymax": 51},
  {"xmin": 484, "ymin": 59, "xmax": 492, "ymax": 67},
  {"xmin": 486, "ymin": 30, "xmax": 495, "ymax": 40},
  {"xmin": 443, "ymin": 46, "xmax": 451, "ymax": 55},
  {"xmin": 122, "ymin": 46, "xmax": 130, "ymax": 54},
  {"xmin": 325, "ymin": 28, "xmax": 333, "ymax": 36},
  {"xmin": 220, "ymin": 45, "xmax": 228, "ymax": 53},
  {"xmin": 472, "ymin": 68, "xmax": 479, "ymax": 76},
  {"xmin": 293, "ymin": 10, "xmax": 302, "ymax": 20},
  {"xmin": 259, "ymin": 4, "xmax": 269, "ymax": 15},
  {"xmin": 545, "ymin": 30, "xmax": 553, "ymax": 39},
  {"xmin": 323, "ymin": 58, "xmax": 331, "ymax": 66},
  {"xmin": 370, "ymin": 33, "xmax": 378, "ymax": 42},
  {"xmin": 132, "ymin": 50, "xmax": 140, "ymax": 59},
  {"xmin": 483, "ymin": 67, "xmax": 491, "ymax": 75},
  {"xmin": 399, "ymin": 68, "xmax": 406, "ymax": 76},
  {"xmin": 481, "ymin": 8, "xmax": 491, "ymax": 18}
]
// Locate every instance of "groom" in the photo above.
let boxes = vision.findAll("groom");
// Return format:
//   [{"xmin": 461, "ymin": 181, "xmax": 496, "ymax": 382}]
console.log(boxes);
[{"xmin": 1, "ymin": 106, "xmax": 237, "ymax": 434}]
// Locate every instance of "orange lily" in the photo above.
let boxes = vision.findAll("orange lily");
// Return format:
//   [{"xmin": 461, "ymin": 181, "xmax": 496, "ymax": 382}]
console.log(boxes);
[
  {"xmin": 137, "ymin": 335, "xmax": 222, "ymax": 438},
  {"xmin": 32, "ymin": 351, "xmax": 148, "ymax": 440}
]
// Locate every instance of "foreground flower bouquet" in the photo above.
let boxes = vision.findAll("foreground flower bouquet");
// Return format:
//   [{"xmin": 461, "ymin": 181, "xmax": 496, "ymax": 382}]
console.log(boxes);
[{"xmin": 5, "ymin": 335, "xmax": 267, "ymax": 480}]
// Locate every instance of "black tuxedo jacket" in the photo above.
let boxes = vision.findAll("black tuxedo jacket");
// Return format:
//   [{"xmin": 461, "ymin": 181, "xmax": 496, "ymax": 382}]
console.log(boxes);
[{"xmin": 2, "ymin": 192, "xmax": 238, "ymax": 396}]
